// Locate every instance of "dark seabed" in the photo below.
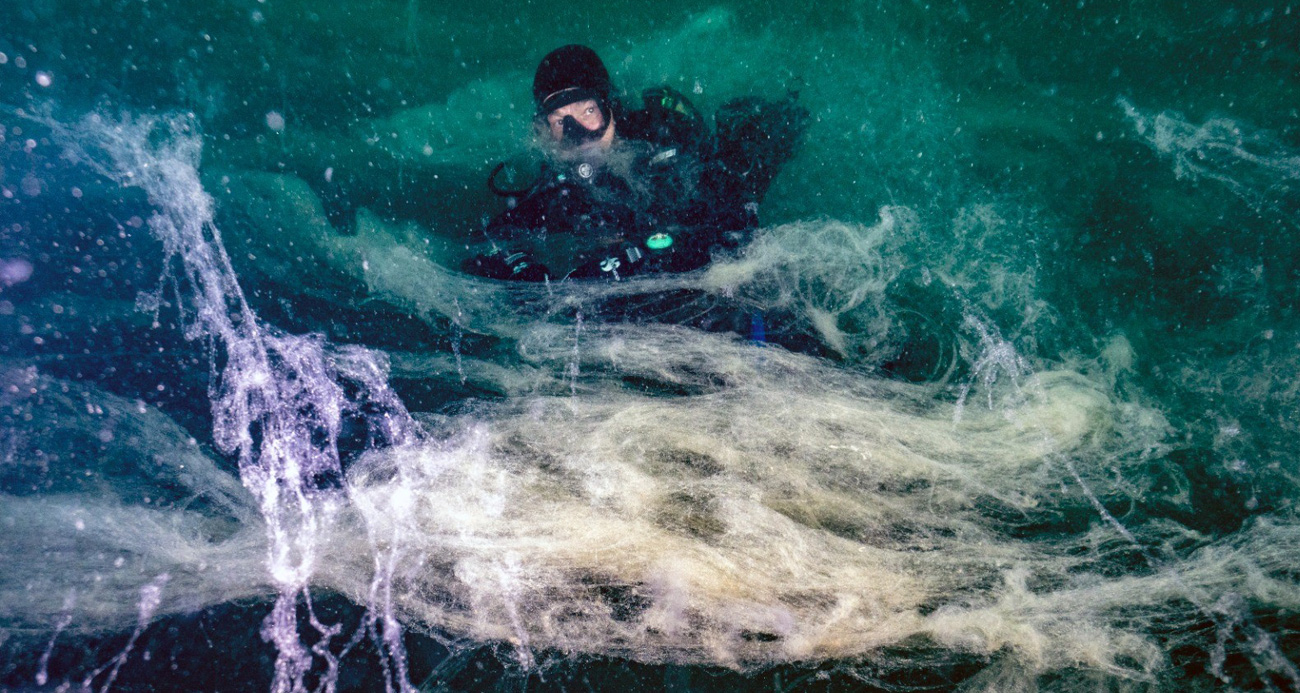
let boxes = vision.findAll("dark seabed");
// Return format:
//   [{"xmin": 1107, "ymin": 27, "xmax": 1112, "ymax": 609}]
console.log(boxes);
[{"xmin": 1, "ymin": 1, "xmax": 1298, "ymax": 691}]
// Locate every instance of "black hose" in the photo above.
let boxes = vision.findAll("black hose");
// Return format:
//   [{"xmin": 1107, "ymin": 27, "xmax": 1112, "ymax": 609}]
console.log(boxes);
[{"xmin": 487, "ymin": 162, "xmax": 535, "ymax": 198}]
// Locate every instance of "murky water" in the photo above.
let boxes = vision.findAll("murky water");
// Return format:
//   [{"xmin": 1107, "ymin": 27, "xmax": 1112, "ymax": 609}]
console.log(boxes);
[{"xmin": 2, "ymin": 2, "xmax": 1298, "ymax": 691}]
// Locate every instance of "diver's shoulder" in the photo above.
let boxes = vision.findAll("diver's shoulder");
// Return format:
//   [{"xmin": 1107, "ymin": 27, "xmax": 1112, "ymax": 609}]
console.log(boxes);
[{"xmin": 618, "ymin": 86, "xmax": 710, "ymax": 154}]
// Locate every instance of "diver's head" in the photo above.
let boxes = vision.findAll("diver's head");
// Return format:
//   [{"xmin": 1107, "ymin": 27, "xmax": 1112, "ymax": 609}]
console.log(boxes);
[{"xmin": 533, "ymin": 45, "xmax": 616, "ymax": 151}]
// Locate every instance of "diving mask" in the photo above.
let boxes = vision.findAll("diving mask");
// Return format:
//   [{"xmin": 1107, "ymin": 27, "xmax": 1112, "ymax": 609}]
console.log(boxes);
[{"xmin": 558, "ymin": 106, "xmax": 610, "ymax": 147}]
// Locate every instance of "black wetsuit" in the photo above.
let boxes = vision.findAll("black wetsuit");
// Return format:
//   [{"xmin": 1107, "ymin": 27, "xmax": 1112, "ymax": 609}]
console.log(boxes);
[{"xmin": 465, "ymin": 88, "xmax": 808, "ymax": 282}]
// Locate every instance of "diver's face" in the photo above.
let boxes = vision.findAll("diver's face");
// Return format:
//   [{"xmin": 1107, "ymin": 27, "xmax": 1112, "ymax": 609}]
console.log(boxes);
[{"xmin": 544, "ymin": 99, "xmax": 615, "ymax": 150}]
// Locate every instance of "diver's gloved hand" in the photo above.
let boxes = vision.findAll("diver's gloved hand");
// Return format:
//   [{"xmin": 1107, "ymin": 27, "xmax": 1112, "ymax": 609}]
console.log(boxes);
[{"xmin": 461, "ymin": 249, "xmax": 550, "ymax": 282}]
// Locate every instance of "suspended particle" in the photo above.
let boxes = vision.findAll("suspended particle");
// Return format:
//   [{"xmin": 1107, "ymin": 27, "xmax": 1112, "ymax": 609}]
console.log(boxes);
[
  {"xmin": 20, "ymin": 174, "xmax": 42, "ymax": 197},
  {"xmin": 266, "ymin": 111, "xmax": 285, "ymax": 132},
  {"xmin": 0, "ymin": 258, "xmax": 35, "ymax": 286},
  {"xmin": 35, "ymin": 71, "xmax": 52, "ymax": 87}
]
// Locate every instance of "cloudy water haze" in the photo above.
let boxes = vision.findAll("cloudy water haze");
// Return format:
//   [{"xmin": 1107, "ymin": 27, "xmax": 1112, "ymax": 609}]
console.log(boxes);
[{"xmin": 1, "ymin": 1, "xmax": 1298, "ymax": 691}]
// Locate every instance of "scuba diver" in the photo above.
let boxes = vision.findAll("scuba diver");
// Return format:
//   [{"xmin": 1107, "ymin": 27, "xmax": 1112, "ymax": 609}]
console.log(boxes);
[{"xmin": 463, "ymin": 44, "xmax": 809, "ymax": 282}]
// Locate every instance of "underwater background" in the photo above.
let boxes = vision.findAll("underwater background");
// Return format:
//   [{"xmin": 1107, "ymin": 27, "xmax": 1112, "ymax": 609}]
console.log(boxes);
[{"xmin": 1, "ymin": 0, "xmax": 1298, "ymax": 691}]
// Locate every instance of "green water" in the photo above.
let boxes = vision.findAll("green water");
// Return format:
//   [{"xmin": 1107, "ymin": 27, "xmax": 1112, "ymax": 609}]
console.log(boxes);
[{"xmin": 1, "ymin": 1, "xmax": 1298, "ymax": 691}]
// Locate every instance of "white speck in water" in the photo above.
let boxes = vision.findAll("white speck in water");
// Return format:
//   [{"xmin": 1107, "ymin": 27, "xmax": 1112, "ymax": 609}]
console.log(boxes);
[
  {"xmin": 34, "ymin": 71, "xmax": 52, "ymax": 87},
  {"xmin": 324, "ymin": 167, "xmax": 334, "ymax": 182},
  {"xmin": 266, "ymin": 111, "xmax": 285, "ymax": 131},
  {"xmin": 20, "ymin": 175, "xmax": 41, "ymax": 197},
  {"xmin": 0, "ymin": 258, "xmax": 34, "ymax": 286},
  {"xmin": 75, "ymin": 519, "xmax": 85, "ymax": 531}
]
